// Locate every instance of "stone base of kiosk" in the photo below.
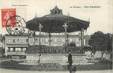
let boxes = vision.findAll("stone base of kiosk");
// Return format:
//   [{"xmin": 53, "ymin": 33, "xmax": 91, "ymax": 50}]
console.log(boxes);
[{"xmin": 20, "ymin": 54, "xmax": 93, "ymax": 65}]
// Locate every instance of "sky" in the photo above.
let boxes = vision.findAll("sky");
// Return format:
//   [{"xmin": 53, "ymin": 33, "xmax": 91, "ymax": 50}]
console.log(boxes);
[{"xmin": 0, "ymin": 0, "xmax": 113, "ymax": 35}]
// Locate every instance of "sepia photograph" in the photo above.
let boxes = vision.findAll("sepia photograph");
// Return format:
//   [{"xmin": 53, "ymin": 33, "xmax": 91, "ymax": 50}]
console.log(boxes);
[{"xmin": 0, "ymin": 0, "xmax": 113, "ymax": 73}]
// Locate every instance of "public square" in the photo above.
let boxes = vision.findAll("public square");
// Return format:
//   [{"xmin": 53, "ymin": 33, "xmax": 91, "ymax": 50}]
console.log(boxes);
[{"xmin": 0, "ymin": 0, "xmax": 113, "ymax": 72}]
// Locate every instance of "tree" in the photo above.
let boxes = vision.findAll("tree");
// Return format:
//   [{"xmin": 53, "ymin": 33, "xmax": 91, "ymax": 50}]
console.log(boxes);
[
  {"xmin": 105, "ymin": 33, "xmax": 112, "ymax": 52},
  {"xmin": 88, "ymin": 31, "xmax": 111, "ymax": 58}
]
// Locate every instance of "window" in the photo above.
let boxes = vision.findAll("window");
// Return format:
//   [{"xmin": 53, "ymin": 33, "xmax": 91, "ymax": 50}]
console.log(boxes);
[
  {"xmin": 7, "ymin": 39, "xmax": 12, "ymax": 44},
  {"xmin": 26, "ymin": 39, "xmax": 28, "ymax": 42},
  {"xmin": 13, "ymin": 39, "xmax": 15, "ymax": 43},
  {"xmin": 23, "ymin": 48, "xmax": 26, "ymax": 51},
  {"xmin": 15, "ymin": 48, "xmax": 21, "ymax": 52},
  {"xmin": 10, "ymin": 48, "xmax": 13, "ymax": 52}
]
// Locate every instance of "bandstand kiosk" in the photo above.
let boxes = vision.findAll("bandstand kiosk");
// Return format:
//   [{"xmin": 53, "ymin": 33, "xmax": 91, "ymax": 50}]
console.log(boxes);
[{"xmin": 26, "ymin": 6, "xmax": 89, "ymax": 53}]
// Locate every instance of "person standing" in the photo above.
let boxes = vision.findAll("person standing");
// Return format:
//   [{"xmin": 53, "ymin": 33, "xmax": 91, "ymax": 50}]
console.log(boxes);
[{"xmin": 68, "ymin": 51, "xmax": 73, "ymax": 73}]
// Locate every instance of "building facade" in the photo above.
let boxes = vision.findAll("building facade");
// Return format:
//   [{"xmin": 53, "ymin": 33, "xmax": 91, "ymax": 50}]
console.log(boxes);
[{"xmin": 3, "ymin": 34, "xmax": 90, "ymax": 57}]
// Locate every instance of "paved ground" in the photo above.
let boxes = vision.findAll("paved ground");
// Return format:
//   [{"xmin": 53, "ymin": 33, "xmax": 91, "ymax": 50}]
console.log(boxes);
[{"xmin": 0, "ymin": 69, "xmax": 112, "ymax": 73}]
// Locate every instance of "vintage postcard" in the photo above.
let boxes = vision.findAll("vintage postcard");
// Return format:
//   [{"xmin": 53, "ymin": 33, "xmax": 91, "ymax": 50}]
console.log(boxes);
[{"xmin": 0, "ymin": 0, "xmax": 113, "ymax": 73}]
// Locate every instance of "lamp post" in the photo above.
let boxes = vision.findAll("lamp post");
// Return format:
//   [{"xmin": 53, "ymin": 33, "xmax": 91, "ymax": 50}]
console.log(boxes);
[
  {"xmin": 48, "ymin": 33, "xmax": 51, "ymax": 46},
  {"xmin": 80, "ymin": 28, "xmax": 84, "ymax": 52},
  {"xmin": 63, "ymin": 23, "xmax": 68, "ymax": 53},
  {"xmin": 38, "ymin": 23, "xmax": 43, "ymax": 63}
]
